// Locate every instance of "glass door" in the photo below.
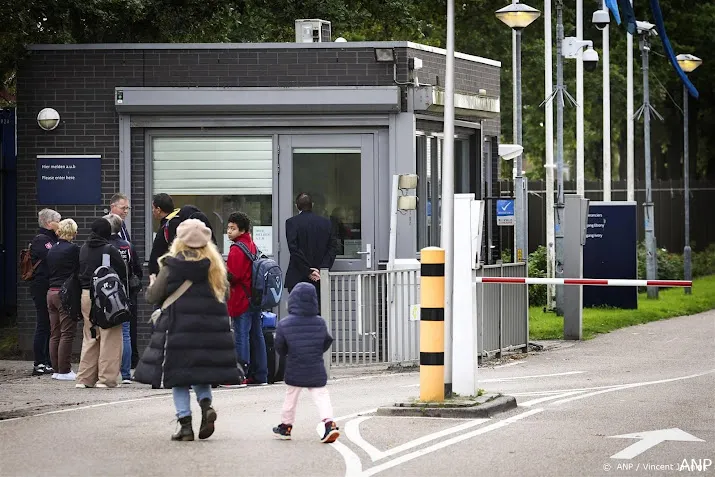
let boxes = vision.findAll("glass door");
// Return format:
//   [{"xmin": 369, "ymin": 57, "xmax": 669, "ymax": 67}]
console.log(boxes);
[{"xmin": 278, "ymin": 134, "xmax": 376, "ymax": 273}]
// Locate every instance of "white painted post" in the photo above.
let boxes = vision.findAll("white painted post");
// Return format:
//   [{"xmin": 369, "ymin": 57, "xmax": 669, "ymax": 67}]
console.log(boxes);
[
  {"xmin": 544, "ymin": 0, "xmax": 556, "ymax": 309},
  {"xmin": 452, "ymin": 194, "xmax": 478, "ymax": 396},
  {"xmin": 626, "ymin": 0, "xmax": 635, "ymax": 201},
  {"xmin": 576, "ymin": 0, "xmax": 585, "ymax": 196},
  {"xmin": 388, "ymin": 174, "xmax": 399, "ymax": 270}
]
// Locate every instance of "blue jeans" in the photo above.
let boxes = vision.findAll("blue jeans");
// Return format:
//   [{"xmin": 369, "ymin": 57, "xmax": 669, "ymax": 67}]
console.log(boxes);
[
  {"xmin": 121, "ymin": 322, "xmax": 131, "ymax": 380},
  {"xmin": 232, "ymin": 310, "xmax": 267, "ymax": 383},
  {"xmin": 172, "ymin": 385, "xmax": 212, "ymax": 419}
]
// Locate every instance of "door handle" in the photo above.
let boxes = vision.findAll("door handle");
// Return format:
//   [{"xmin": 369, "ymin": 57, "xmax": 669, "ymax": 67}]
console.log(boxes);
[{"xmin": 356, "ymin": 244, "xmax": 372, "ymax": 268}]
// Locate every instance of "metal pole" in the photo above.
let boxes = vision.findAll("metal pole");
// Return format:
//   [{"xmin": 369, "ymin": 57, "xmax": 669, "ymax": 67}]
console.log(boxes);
[
  {"xmin": 626, "ymin": 0, "xmax": 635, "ymax": 201},
  {"xmin": 640, "ymin": 34, "xmax": 658, "ymax": 299},
  {"xmin": 576, "ymin": 0, "xmax": 585, "ymax": 196},
  {"xmin": 602, "ymin": 3, "xmax": 611, "ymax": 201},
  {"xmin": 441, "ymin": 0, "xmax": 456, "ymax": 397},
  {"xmin": 683, "ymin": 84, "xmax": 692, "ymax": 295},
  {"xmin": 515, "ymin": 29, "xmax": 527, "ymax": 263},
  {"xmin": 544, "ymin": 0, "xmax": 556, "ymax": 309},
  {"xmin": 555, "ymin": 0, "xmax": 565, "ymax": 314}
]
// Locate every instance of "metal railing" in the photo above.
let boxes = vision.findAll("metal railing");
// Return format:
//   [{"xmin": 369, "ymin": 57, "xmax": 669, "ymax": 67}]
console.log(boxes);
[
  {"xmin": 319, "ymin": 267, "xmax": 420, "ymax": 367},
  {"xmin": 318, "ymin": 261, "xmax": 528, "ymax": 369},
  {"xmin": 475, "ymin": 262, "xmax": 529, "ymax": 357}
]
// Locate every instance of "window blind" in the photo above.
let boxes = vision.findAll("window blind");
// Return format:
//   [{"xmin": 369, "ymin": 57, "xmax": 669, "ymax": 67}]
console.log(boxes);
[{"xmin": 152, "ymin": 137, "xmax": 273, "ymax": 195}]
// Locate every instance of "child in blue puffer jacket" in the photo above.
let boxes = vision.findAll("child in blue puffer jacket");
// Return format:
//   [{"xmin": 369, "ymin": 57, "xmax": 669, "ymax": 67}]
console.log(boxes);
[{"xmin": 272, "ymin": 282, "xmax": 340, "ymax": 443}]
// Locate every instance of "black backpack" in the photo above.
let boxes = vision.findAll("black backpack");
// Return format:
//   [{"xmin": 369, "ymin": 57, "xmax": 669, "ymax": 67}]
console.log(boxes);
[
  {"xmin": 59, "ymin": 274, "xmax": 82, "ymax": 322},
  {"xmin": 90, "ymin": 246, "xmax": 131, "ymax": 329}
]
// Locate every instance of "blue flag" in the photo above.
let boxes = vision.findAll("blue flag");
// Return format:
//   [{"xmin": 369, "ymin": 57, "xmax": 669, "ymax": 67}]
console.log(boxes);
[
  {"xmin": 649, "ymin": 0, "xmax": 699, "ymax": 98},
  {"xmin": 617, "ymin": 0, "xmax": 637, "ymax": 35},
  {"xmin": 605, "ymin": 0, "xmax": 621, "ymax": 24}
]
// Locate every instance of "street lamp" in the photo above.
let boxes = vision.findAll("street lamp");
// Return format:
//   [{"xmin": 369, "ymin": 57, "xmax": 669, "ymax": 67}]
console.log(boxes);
[
  {"xmin": 636, "ymin": 20, "xmax": 660, "ymax": 299},
  {"xmin": 676, "ymin": 53, "xmax": 702, "ymax": 295},
  {"xmin": 496, "ymin": 1, "xmax": 541, "ymax": 264}
]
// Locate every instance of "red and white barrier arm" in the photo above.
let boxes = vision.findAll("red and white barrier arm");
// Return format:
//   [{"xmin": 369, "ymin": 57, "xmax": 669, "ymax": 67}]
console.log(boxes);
[{"xmin": 473, "ymin": 277, "xmax": 692, "ymax": 287}]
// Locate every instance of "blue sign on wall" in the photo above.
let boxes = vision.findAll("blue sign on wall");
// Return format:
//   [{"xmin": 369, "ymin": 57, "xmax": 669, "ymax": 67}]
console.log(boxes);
[
  {"xmin": 37, "ymin": 155, "xmax": 102, "ymax": 205},
  {"xmin": 496, "ymin": 199, "xmax": 515, "ymax": 226},
  {"xmin": 583, "ymin": 202, "xmax": 638, "ymax": 309}
]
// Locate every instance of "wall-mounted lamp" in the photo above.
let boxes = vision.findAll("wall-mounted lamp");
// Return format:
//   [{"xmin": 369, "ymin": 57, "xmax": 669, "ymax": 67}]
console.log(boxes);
[
  {"xmin": 374, "ymin": 48, "xmax": 396, "ymax": 63},
  {"xmin": 37, "ymin": 108, "xmax": 60, "ymax": 131},
  {"xmin": 408, "ymin": 57, "xmax": 423, "ymax": 71}
]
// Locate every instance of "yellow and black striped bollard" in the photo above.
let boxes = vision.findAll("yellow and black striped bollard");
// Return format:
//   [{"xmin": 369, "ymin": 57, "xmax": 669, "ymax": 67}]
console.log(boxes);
[{"xmin": 419, "ymin": 246, "xmax": 445, "ymax": 402}]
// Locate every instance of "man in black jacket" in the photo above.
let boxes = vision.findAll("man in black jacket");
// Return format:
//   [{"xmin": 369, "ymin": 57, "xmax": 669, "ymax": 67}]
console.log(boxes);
[
  {"xmin": 148, "ymin": 193, "xmax": 180, "ymax": 278},
  {"xmin": 75, "ymin": 218, "xmax": 128, "ymax": 389},
  {"xmin": 29, "ymin": 208, "xmax": 61, "ymax": 376},
  {"xmin": 284, "ymin": 193, "xmax": 339, "ymax": 309}
]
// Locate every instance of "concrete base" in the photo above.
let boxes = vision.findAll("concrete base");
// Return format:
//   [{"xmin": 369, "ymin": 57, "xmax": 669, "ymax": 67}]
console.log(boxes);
[{"xmin": 377, "ymin": 393, "xmax": 517, "ymax": 418}]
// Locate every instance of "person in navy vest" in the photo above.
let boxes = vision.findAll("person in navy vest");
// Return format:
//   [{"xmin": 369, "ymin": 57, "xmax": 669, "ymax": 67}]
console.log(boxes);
[
  {"xmin": 272, "ymin": 282, "xmax": 339, "ymax": 443},
  {"xmin": 29, "ymin": 208, "xmax": 61, "ymax": 376},
  {"xmin": 284, "ymin": 193, "xmax": 339, "ymax": 310}
]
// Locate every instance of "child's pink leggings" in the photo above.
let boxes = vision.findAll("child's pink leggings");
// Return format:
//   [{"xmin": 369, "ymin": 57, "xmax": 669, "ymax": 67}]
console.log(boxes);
[{"xmin": 281, "ymin": 385, "xmax": 334, "ymax": 424}]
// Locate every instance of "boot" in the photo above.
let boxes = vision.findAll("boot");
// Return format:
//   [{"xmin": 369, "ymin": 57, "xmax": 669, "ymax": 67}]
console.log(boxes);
[
  {"xmin": 171, "ymin": 416, "xmax": 194, "ymax": 441},
  {"xmin": 198, "ymin": 398, "xmax": 217, "ymax": 440}
]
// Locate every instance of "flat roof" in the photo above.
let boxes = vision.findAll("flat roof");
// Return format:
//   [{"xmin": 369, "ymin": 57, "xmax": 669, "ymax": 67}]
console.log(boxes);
[{"xmin": 27, "ymin": 41, "xmax": 501, "ymax": 68}]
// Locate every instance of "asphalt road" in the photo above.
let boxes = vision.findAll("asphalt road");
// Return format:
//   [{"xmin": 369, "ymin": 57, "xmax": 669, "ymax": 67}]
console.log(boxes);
[{"xmin": 1, "ymin": 310, "xmax": 713, "ymax": 477}]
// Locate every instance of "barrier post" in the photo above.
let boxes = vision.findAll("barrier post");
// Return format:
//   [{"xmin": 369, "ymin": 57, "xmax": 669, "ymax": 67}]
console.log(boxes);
[{"xmin": 420, "ymin": 247, "xmax": 445, "ymax": 402}]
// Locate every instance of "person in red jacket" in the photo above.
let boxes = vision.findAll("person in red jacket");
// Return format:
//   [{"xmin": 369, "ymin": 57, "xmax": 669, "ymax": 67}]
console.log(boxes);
[{"xmin": 226, "ymin": 212, "xmax": 268, "ymax": 385}]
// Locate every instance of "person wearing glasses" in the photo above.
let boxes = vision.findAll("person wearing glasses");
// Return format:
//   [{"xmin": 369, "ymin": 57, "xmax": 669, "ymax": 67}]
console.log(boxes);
[{"xmin": 109, "ymin": 193, "xmax": 142, "ymax": 367}]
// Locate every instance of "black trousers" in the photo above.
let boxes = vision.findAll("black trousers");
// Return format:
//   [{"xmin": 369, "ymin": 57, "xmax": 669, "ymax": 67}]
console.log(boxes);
[
  {"xmin": 30, "ymin": 282, "xmax": 51, "ymax": 366},
  {"xmin": 129, "ymin": 297, "xmax": 139, "ymax": 366}
]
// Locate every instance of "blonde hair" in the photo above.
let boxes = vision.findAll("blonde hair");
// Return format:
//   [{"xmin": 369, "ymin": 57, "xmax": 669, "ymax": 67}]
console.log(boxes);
[
  {"xmin": 57, "ymin": 219, "xmax": 78, "ymax": 241},
  {"xmin": 160, "ymin": 239, "xmax": 228, "ymax": 302}
]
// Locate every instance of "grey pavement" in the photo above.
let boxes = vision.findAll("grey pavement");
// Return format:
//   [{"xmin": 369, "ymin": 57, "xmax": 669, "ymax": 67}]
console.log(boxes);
[{"xmin": 0, "ymin": 310, "xmax": 713, "ymax": 477}]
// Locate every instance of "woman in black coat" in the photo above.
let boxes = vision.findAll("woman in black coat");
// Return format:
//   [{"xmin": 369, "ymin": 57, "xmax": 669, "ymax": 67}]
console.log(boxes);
[{"xmin": 134, "ymin": 219, "xmax": 242, "ymax": 442}]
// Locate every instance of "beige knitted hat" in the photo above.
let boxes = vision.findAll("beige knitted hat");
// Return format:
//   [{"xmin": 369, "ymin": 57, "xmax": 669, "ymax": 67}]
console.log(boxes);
[{"xmin": 175, "ymin": 218, "xmax": 212, "ymax": 248}]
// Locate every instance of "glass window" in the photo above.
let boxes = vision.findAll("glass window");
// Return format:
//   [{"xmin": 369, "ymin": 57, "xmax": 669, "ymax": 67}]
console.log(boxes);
[
  {"xmin": 151, "ymin": 136, "xmax": 273, "ymax": 255},
  {"xmin": 292, "ymin": 148, "xmax": 362, "ymax": 259}
]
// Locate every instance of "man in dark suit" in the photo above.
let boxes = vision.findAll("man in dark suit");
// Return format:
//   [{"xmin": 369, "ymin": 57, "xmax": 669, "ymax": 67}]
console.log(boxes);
[{"xmin": 285, "ymin": 193, "xmax": 338, "ymax": 308}]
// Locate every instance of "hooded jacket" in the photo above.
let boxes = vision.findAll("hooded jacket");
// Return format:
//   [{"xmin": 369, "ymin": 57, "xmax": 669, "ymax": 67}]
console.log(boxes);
[
  {"xmin": 275, "ymin": 282, "xmax": 333, "ymax": 388},
  {"xmin": 226, "ymin": 232, "xmax": 257, "ymax": 317},
  {"xmin": 133, "ymin": 254, "xmax": 241, "ymax": 389},
  {"xmin": 78, "ymin": 234, "xmax": 128, "ymax": 290}
]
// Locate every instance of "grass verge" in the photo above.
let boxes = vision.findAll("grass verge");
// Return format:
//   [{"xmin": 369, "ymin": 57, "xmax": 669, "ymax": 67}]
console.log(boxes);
[
  {"xmin": 530, "ymin": 275, "xmax": 715, "ymax": 340},
  {"xmin": 0, "ymin": 327, "xmax": 20, "ymax": 359}
]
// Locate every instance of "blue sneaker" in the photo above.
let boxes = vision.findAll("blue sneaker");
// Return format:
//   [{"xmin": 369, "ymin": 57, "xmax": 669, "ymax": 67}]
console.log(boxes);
[{"xmin": 273, "ymin": 423, "xmax": 292, "ymax": 440}]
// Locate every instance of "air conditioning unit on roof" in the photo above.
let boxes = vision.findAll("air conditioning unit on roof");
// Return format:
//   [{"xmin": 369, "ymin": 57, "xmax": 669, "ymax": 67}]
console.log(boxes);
[{"xmin": 295, "ymin": 19, "xmax": 332, "ymax": 43}]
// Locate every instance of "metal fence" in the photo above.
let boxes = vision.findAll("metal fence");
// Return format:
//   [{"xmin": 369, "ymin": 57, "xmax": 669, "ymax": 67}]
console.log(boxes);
[
  {"xmin": 319, "ymin": 261, "xmax": 528, "ymax": 368},
  {"xmin": 319, "ymin": 267, "xmax": 420, "ymax": 367},
  {"xmin": 474, "ymin": 262, "xmax": 529, "ymax": 358}
]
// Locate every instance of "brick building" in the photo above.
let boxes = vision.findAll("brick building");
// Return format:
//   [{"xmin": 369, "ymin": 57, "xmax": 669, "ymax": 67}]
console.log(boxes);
[{"xmin": 15, "ymin": 29, "xmax": 501, "ymax": 356}]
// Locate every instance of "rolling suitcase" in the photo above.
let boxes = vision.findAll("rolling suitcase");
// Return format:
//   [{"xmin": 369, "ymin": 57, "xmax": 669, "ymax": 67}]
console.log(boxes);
[{"xmin": 263, "ymin": 328, "xmax": 286, "ymax": 384}]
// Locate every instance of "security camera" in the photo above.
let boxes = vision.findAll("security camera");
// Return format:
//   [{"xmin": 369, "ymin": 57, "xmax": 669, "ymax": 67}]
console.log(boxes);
[
  {"xmin": 583, "ymin": 47, "xmax": 599, "ymax": 72},
  {"xmin": 636, "ymin": 21, "xmax": 658, "ymax": 36},
  {"xmin": 592, "ymin": 10, "xmax": 610, "ymax": 30}
]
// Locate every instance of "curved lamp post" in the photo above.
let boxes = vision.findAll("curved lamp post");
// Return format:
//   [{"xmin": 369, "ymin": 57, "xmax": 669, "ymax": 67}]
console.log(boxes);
[
  {"xmin": 676, "ymin": 53, "xmax": 702, "ymax": 295},
  {"xmin": 496, "ymin": 2, "xmax": 541, "ymax": 264}
]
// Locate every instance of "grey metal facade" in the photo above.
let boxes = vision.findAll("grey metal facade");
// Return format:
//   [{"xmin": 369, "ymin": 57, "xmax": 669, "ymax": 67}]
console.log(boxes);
[{"xmin": 15, "ymin": 42, "xmax": 500, "ymax": 355}]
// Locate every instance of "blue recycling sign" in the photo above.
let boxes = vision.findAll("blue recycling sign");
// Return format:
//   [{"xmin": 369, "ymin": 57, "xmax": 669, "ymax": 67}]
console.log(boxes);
[{"xmin": 496, "ymin": 199, "xmax": 515, "ymax": 226}]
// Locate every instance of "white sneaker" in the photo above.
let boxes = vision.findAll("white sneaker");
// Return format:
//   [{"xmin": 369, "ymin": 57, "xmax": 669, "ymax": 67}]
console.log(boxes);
[
  {"xmin": 51, "ymin": 373, "xmax": 59, "ymax": 379},
  {"xmin": 56, "ymin": 371, "xmax": 77, "ymax": 381},
  {"xmin": 75, "ymin": 383, "xmax": 94, "ymax": 388},
  {"xmin": 95, "ymin": 383, "xmax": 121, "ymax": 388},
  {"xmin": 122, "ymin": 379, "xmax": 133, "ymax": 385}
]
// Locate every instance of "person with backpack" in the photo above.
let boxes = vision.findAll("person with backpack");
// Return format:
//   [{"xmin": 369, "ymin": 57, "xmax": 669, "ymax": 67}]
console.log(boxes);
[
  {"xmin": 272, "ymin": 282, "xmax": 339, "ymax": 443},
  {"xmin": 149, "ymin": 193, "xmax": 181, "ymax": 278},
  {"xmin": 75, "ymin": 218, "xmax": 128, "ymax": 389},
  {"xmin": 23, "ymin": 208, "xmax": 61, "ymax": 376},
  {"xmin": 46, "ymin": 218, "xmax": 80, "ymax": 381},
  {"xmin": 226, "ymin": 212, "xmax": 268, "ymax": 385},
  {"xmin": 134, "ymin": 219, "xmax": 243, "ymax": 441}
]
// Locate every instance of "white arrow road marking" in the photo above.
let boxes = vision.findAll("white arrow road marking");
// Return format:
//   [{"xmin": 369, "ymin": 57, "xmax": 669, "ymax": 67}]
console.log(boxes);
[
  {"xmin": 609, "ymin": 428, "xmax": 705, "ymax": 460},
  {"xmin": 345, "ymin": 416, "xmax": 490, "ymax": 462},
  {"xmin": 360, "ymin": 409, "xmax": 544, "ymax": 477}
]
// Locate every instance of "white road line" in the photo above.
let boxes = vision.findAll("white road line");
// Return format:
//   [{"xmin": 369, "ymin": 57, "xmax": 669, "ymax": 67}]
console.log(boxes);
[
  {"xmin": 359, "ymin": 408, "xmax": 544, "ymax": 477},
  {"xmin": 518, "ymin": 391, "xmax": 586, "ymax": 407},
  {"xmin": 550, "ymin": 370, "xmax": 715, "ymax": 406},
  {"xmin": 335, "ymin": 409, "xmax": 379, "ymax": 422},
  {"xmin": 331, "ymin": 441, "xmax": 364, "ymax": 477},
  {"xmin": 479, "ymin": 371, "xmax": 584, "ymax": 383},
  {"xmin": 345, "ymin": 415, "xmax": 491, "ymax": 462}
]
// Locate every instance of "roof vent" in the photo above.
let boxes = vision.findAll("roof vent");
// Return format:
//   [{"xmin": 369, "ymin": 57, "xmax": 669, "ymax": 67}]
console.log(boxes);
[{"xmin": 295, "ymin": 19, "xmax": 332, "ymax": 43}]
